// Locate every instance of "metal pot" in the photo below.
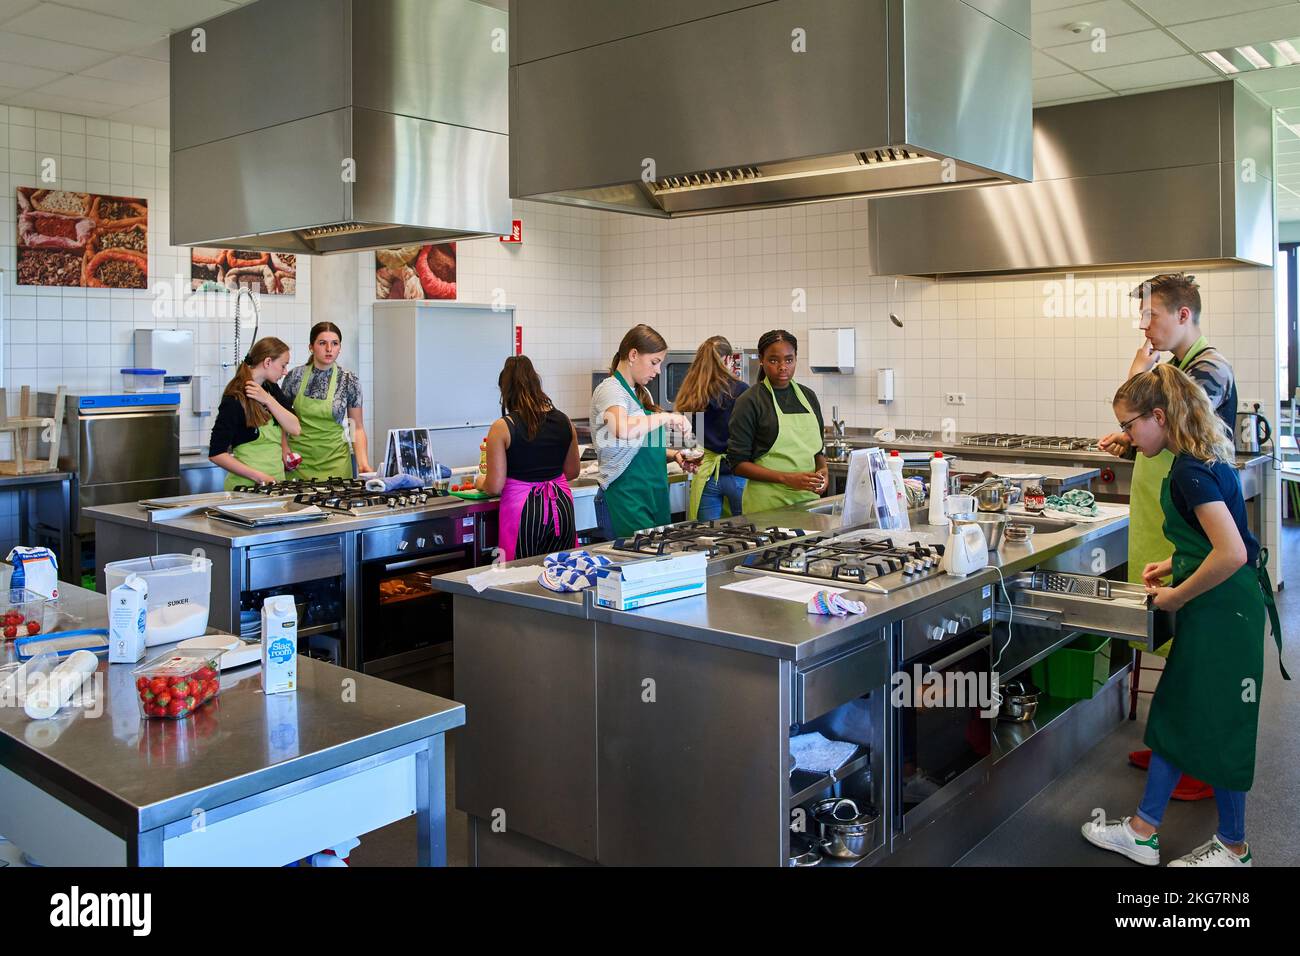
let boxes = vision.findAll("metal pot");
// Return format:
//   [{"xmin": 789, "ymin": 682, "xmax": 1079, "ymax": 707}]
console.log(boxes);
[
  {"xmin": 998, "ymin": 679, "xmax": 1040, "ymax": 722},
  {"xmin": 812, "ymin": 797, "xmax": 879, "ymax": 860},
  {"xmin": 788, "ymin": 832, "xmax": 823, "ymax": 867},
  {"xmin": 825, "ymin": 439, "xmax": 852, "ymax": 463}
]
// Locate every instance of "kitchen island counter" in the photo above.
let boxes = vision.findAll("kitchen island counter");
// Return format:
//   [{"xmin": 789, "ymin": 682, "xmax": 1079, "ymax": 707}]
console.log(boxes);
[{"xmin": 0, "ymin": 582, "xmax": 464, "ymax": 866}]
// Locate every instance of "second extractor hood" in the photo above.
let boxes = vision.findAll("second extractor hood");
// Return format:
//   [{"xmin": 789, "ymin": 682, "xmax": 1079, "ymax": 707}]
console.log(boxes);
[
  {"xmin": 507, "ymin": 0, "xmax": 1033, "ymax": 217},
  {"xmin": 170, "ymin": 0, "xmax": 512, "ymax": 255}
]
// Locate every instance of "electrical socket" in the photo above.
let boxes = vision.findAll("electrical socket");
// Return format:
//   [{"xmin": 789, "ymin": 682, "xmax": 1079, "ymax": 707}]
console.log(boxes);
[
  {"xmin": 1238, "ymin": 399, "xmax": 1262, "ymax": 412},
  {"xmin": 945, "ymin": 393, "xmax": 967, "ymax": 406}
]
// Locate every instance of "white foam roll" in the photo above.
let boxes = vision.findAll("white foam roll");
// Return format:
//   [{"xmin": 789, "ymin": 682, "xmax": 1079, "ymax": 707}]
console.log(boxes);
[{"xmin": 24, "ymin": 650, "xmax": 99, "ymax": 721}]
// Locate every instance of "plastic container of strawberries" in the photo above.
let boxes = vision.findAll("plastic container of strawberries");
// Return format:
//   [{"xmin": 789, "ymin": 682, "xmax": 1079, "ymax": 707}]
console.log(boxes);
[{"xmin": 133, "ymin": 650, "xmax": 224, "ymax": 720}]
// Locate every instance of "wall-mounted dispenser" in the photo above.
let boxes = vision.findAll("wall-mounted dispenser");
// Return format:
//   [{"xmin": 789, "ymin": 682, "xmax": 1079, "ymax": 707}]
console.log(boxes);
[{"xmin": 809, "ymin": 329, "xmax": 856, "ymax": 374}]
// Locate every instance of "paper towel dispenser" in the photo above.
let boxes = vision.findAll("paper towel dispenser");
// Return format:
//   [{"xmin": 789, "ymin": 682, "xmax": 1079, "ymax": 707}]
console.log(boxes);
[{"xmin": 809, "ymin": 329, "xmax": 855, "ymax": 374}]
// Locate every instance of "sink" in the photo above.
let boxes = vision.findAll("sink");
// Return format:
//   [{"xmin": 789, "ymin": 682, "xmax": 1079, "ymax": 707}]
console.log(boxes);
[{"xmin": 1001, "ymin": 515, "xmax": 1076, "ymax": 532}]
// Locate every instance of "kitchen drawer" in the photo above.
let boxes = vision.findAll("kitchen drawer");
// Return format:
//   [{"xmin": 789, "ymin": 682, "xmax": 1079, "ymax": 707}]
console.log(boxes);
[
  {"xmin": 795, "ymin": 636, "xmax": 889, "ymax": 724},
  {"xmin": 361, "ymin": 518, "xmax": 463, "ymax": 561},
  {"xmin": 998, "ymin": 571, "xmax": 1174, "ymax": 651},
  {"xmin": 246, "ymin": 538, "xmax": 344, "ymax": 590}
]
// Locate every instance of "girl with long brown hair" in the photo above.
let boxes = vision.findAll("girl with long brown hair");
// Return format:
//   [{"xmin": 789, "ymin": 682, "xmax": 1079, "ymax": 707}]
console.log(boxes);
[
  {"xmin": 674, "ymin": 336, "xmax": 749, "ymax": 520},
  {"xmin": 281, "ymin": 321, "xmax": 372, "ymax": 478},
  {"xmin": 477, "ymin": 355, "xmax": 581, "ymax": 561},
  {"xmin": 1082, "ymin": 363, "xmax": 1287, "ymax": 868},
  {"xmin": 209, "ymin": 337, "xmax": 301, "ymax": 489},
  {"xmin": 590, "ymin": 324, "xmax": 696, "ymax": 537}
]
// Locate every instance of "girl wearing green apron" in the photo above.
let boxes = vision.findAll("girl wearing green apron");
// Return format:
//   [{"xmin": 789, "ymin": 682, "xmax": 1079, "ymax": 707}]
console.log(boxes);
[
  {"xmin": 282, "ymin": 322, "xmax": 371, "ymax": 479},
  {"xmin": 1082, "ymin": 364, "xmax": 1288, "ymax": 867},
  {"xmin": 592, "ymin": 325, "xmax": 696, "ymax": 538},
  {"xmin": 729, "ymin": 330, "xmax": 828, "ymax": 514},
  {"xmin": 673, "ymin": 336, "xmax": 749, "ymax": 521},
  {"xmin": 208, "ymin": 338, "xmax": 302, "ymax": 490}
]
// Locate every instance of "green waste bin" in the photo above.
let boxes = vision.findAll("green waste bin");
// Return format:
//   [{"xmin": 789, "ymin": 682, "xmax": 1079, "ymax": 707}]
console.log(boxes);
[{"xmin": 1039, "ymin": 634, "xmax": 1111, "ymax": 701}]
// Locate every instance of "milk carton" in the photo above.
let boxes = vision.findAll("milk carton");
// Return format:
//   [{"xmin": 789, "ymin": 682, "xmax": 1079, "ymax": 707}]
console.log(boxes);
[
  {"xmin": 108, "ymin": 574, "xmax": 148, "ymax": 664},
  {"xmin": 261, "ymin": 595, "xmax": 298, "ymax": 694}
]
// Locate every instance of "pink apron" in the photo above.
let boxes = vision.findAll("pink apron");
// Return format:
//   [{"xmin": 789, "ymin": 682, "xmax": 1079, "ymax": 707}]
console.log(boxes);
[{"xmin": 497, "ymin": 475, "xmax": 575, "ymax": 562}]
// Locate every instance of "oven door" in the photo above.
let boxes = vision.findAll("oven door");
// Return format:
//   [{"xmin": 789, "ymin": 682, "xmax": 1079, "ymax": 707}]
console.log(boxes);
[
  {"xmin": 359, "ymin": 548, "xmax": 472, "ymax": 697},
  {"xmin": 895, "ymin": 630, "xmax": 994, "ymax": 834},
  {"xmin": 659, "ymin": 352, "xmax": 696, "ymax": 411}
]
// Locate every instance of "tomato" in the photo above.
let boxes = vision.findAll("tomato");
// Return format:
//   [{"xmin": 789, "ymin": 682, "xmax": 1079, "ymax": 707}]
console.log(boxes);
[
  {"xmin": 3, "ymin": 625, "xmax": 15, "ymax": 640},
  {"xmin": 25, "ymin": 621, "xmax": 40, "ymax": 635},
  {"xmin": 4, "ymin": 611, "xmax": 21, "ymax": 626}
]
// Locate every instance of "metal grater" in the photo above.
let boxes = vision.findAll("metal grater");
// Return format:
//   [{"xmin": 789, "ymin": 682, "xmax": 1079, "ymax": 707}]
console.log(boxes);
[{"xmin": 1033, "ymin": 572, "xmax": 1110, "ymax": 598}]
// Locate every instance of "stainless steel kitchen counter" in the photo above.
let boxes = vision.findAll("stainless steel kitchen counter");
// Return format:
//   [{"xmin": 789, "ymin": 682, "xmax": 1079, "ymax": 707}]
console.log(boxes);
[
  {"xmin": 0, "ymin": 581, "xmax": 465, "ymax": 865},
  {"xmin": 435, "ymin": 499, "xmax": 1130, "ymax": 660},
  {"xmin": 85, "ymin": 494, "xmax": 502, "ymax": 548}
]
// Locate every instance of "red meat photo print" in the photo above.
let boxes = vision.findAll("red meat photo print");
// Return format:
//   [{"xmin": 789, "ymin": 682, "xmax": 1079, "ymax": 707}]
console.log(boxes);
[{"xmin": 374, "ymin": 243, "xmax": 456, "ymax": 300}]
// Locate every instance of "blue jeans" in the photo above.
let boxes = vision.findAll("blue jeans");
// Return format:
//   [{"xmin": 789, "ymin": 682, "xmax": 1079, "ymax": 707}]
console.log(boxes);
[
  {"xmin": 1136, "ymin": 751, "xmax": 1247, "ymax": 845},
  {"xmin": 696, "ymin": 472, "xmax": 747, "ymax": 521},
  {"xmin": 594, "ymin": 487, "xmax": 613, "ymax": 541}
]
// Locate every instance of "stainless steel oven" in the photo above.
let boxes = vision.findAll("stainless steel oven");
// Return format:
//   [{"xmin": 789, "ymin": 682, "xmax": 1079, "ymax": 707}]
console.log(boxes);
[
  {"xmin": 894, "ymin": 584, "xmax": 995, "ymax": 834},
  {"xmin": 654, "ymin": 348, "xmax": 761, "ymax": 411},
  {"xmin": 358, "ymin": 516, "xmax": 475, "ymax": 698}
]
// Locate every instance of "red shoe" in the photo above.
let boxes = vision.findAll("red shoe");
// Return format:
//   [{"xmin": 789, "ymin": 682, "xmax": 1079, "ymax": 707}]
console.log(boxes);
[
  {"xmin": 1171, "ymin": 775, "xmax": 1214, "ymax": 801},
  {"xmin": 1128, "ymin": 749, "xmax": 1152, "ymax": 770}
]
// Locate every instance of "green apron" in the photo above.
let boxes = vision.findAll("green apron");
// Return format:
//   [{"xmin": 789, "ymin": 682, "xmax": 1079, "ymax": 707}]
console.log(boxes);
[
  {"xmin": 1127, "ymin": 337, "xmax": 1211, "ymax": 656},
  {"xmin": 1144, "ymin": 471, "xmax": 1288, "ymax": 791},
  {"xmin": 288, "ymin": 365, "xmax": 354, "ymax": 480},
  {"xmin": 687, "ymin": 450, "xmax": 729, "ymax": 521},
  {"xmin": 741, "ymin": 379, "xmax": 823, "ymax": 515},
  {"xmin": 602, "ymin": 371, "xmax": 671, "ymax": 537},
  {"xmin": 223, "ymin": 416, "xmax": 285, "ymax": 490}
]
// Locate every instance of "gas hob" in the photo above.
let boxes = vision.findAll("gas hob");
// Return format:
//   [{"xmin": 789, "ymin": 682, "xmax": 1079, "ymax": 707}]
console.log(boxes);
[
  {"xmin": 606, "ymin": 521, "xmax": 811, "ymax": 559},
  {"xmin": 739, "ymin": 532, "xmax": 947, "ymax": 594},
  {"xmin": 230, "ymin": 478, "xmax": 448, "ymax": 515}
]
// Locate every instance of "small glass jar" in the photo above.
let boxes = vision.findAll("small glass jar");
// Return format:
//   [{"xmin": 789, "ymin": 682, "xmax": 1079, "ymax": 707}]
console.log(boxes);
[{"xmin": 1023, "ymin": 482, "xmax": 1046, "ymax": 513}]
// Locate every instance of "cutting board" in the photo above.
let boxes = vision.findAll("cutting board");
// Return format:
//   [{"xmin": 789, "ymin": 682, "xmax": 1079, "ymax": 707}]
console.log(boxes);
[{"xmin": 450, "ymin": 490, "xmax": 495, "ymax": 501}]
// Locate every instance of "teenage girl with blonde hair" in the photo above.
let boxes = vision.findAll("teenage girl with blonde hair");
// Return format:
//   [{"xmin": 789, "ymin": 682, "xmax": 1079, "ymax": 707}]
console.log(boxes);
[
  {"xmin": 673, "ymin": 336, "xmax": 749, "ymax": 520},
  {"xmin": 1082, "ymin": 363, "xmax": 1288, "ymax": 867}
]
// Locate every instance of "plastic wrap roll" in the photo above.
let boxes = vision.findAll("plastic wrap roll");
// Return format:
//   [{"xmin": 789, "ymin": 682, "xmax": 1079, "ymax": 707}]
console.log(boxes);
[{"xmin": 24, "ymin": 650, "xmax": 98, "ymax": 720}]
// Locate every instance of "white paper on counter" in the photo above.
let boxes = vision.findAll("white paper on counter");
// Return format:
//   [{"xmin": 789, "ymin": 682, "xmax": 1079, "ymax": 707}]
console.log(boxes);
[
  {"xmin": 466, "ymin": 565, "xmax": 543, "ymax": 593},
  {"xmin": 721, "ymin": 576, "xmax": 849, "ymax": 604}
]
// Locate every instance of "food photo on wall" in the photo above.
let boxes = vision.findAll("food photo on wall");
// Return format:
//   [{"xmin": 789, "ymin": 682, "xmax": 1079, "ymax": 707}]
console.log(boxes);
[
  {"xmin": 191, "ymin": 248, "xmax": 296, "ymax": 295},
  {"xmin": 374, "ymin": 243, "xmax": 456, "ymax": 300},
  {"xmin": 16, "ymin": 188, "xmax": 148, "ymax": 289}
]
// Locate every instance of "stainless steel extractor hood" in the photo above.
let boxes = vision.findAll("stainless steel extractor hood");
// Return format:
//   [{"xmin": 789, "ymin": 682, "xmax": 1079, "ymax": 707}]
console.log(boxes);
[
  {"xmin": 507, "ymin": 0, "xmax": 1033, "ymax": 217},
  {"xmin": 170, "ymin": 0, "xmax": 511, "ymax": 255},
  {"xmin": 869, "ymin": 82, "xmax": 1276, "ymax": 276}
]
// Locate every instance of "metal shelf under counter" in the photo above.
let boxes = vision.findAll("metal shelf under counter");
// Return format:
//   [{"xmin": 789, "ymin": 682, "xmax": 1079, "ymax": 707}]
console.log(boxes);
[
  {"xmin": 991, "ymin": 655, "xmax": 1130, "ymax": 763},
  {"xmin": 790, "ymin": 747, "xmax": 872, "ymax": 806}
]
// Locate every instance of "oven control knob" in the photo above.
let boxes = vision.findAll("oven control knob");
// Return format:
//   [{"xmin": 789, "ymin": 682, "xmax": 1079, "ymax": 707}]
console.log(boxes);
[
  {"xmin": 960, "ymin": 614, "xmax": 973, "ymax": 630},
  {"xmin": 928, "ymin": 624, "xmax": 945, "ymax": 641},
  {"xmin": 434, "ymin": 534, "xmax": 445, "ymax": 546},
  {"xmin": 398, "ymin": 540, "xmax": 409, "ymax": 551},
  {"xmin": 944, "ymin": 618, "xmax": 959, "ymax": 634},
  {"xmin": 417, "ymin": 538, "xmax": 427, "ymax": 548}
]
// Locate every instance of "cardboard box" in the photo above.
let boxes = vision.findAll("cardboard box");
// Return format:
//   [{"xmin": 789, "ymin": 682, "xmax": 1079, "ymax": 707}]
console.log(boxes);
[{"xmin": 595, "ymin": 552, "xmax": 708, "ymax": 611}]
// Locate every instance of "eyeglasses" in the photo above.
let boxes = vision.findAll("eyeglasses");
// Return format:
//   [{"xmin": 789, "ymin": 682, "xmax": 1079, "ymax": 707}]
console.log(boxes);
[{"xmin": 1119, "ymin": 412, "xmax": 1149, "ymax": 434}]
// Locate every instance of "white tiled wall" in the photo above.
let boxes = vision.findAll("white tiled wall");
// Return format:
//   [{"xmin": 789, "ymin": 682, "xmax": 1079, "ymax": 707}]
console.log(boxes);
[{"xmin": 601, "ymin": 199, "xmax": 1278, "ymax": 439}]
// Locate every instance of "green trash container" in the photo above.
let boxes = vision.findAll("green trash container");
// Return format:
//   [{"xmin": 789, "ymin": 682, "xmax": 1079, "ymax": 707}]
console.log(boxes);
[{"xmin": 1043, "ymin": 634, "xmax": 1111, "ymax": 701}]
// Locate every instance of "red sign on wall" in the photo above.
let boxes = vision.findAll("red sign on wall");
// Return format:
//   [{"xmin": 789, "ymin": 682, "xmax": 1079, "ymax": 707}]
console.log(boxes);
[
  {"xmin": 500, "ymin": 219, "xmax": 523, "ymax": 244},
  {"xmin": 515, "ymin": 326, "xmax": 523, "ymax": 355}
]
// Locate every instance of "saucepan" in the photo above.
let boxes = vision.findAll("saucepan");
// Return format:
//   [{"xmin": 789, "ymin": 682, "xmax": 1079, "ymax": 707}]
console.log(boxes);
[
  {"xmin": 811, "ymin": 797, "xmax": 879, "ymax": 860},
  {"xmin": 998, "ymin": 679, "xmax": 1041, "ymax": 723}
]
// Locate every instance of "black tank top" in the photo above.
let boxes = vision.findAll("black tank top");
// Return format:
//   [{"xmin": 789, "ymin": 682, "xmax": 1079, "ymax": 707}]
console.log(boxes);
[{"xmin": 505, "ymin": 410, "xmax": 572, "ymax": 482}]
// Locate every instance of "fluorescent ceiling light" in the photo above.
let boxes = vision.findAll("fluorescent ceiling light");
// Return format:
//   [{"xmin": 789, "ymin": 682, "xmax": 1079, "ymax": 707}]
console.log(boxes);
[
  {"xmin": 1237, "ymin": 45, "xmax": 1272, "ymax": 70},
  {"xmin": 1273, "ymin": 39, "xmax": 1300, "ymax": 65},
  {"xmin": 1202, "ymin": 50, "xmax": 1239, "ymax": 74}
]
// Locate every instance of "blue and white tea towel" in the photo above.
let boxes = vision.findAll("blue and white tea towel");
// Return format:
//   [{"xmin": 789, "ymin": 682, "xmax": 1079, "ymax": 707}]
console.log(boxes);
[{"xmin": 538, "ymin": 551, "xmax": 613, "ymax": 593}]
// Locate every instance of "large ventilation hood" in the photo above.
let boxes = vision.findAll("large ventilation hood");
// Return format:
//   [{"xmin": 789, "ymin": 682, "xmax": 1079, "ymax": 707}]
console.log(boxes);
[
  {"xmin": 170, "ymin": 0, "xmax": 511, "ymax": 255},
  {"xmin": 507, "ymin": 0, "xmax": 1033, "ymax": 217},
  {"xmin": 869, "ymin": 82, "xmax": 1275, "ymax": 276}
]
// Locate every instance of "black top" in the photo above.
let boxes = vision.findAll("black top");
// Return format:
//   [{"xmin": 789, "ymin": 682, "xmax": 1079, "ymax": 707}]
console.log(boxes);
[
  {"xmin": 726, "ymin": 379, "xmax": 825, "ymax": 470},
  {"xmin": 208, "ymin": 381, "xmax": 293, "ymax": 457},
  {"xmin": 697, "ymin": 378, "xmax": 750, "ymax": 455},
  {"xmin": 1168, "ymin": 453, "xmax": 1259, "ymax": 565},
  {"xmin": 505, "ymin": 409, "xmax": 574, "ymax": 482}
]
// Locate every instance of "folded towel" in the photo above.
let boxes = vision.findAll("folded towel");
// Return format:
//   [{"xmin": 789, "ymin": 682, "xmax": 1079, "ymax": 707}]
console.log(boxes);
[
  {"xmin": 538, "ymin": 550, "xmax": 613, "ymax": 592},
  {"xmin": 466, "ymin": 565, "xmax": 545, "ymax": 593},
  {"xmin": 790, "ymin": 731, "xmax": 860, "ymax": 774},
  {"xmin": 365, "ymin": 473, "xmax": 429, "ymax": 493},
  {"xmin": 807, "ymin": 590, "xmax": 867, "ymax": 617},
  {"xmin": 1044, "ymin": 488, "xmax": 1099, "ymax": 517}
]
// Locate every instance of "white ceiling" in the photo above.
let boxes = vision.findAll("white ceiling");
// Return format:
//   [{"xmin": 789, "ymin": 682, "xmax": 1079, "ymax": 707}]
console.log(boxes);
[{"xmin": 0, "ymin": 0, "xmax": 1298, "ymax": 216}]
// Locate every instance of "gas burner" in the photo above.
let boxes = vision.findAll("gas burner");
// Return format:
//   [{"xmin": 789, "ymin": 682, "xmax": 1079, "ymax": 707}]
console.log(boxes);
[
  {"xmin": 741, "ymin": 534, "xmax": 947, "ymax": 594},
  {"xmin": 609, "ymin": 521, "xmax": 808, "ymax": 558},
  {"xmin": 230, "ymin": 479, "xmax": 446, "ymax": 514},
  {"xmin": 232, "ymin": 477, "xmax": 369, "ymax": 496}
]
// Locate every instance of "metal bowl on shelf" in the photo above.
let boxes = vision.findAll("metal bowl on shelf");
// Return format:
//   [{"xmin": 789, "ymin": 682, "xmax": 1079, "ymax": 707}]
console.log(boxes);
[
  {"xmin": 788, "ymin": 832, "xmax": 823, "ymax": 867},
  {"xmin": 812, "ymin": 797, "xmax": 879, "ymax": 860},
  {"xmin": 998, "ymin": 679, "xmax": 1041, "ymax": 723}
]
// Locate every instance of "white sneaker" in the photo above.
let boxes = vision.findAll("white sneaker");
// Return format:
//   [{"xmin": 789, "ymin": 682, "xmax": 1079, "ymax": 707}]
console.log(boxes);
[
  {"xmin": 1168, "ymin": 836, "xmax": 1252, "ymax": 867},
  {"xmin": 1081, "ymin": 815, "xmax": 1161, "ymax": 866}
]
